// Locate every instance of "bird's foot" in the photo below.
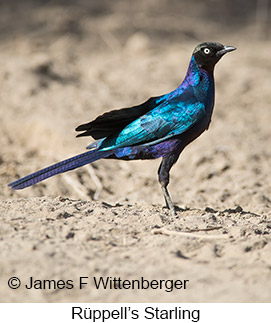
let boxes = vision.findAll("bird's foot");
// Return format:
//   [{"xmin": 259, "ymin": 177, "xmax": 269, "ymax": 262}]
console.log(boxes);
[
  {"xmin": 160, "ymin": 203, "xmax": 178, "ymax": 224},
  {"xmin": 168, "ymin": 203, "xmax": 177, "ymax": 217}
]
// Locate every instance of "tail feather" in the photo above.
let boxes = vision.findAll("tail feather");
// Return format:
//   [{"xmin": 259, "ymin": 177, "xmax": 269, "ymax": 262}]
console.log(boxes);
[{"xmin": 8, "ymin": 149, "xmax": 112, "ymax": 190}]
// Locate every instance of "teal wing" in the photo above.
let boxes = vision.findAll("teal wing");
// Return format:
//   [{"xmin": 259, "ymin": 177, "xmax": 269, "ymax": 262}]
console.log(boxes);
[{"xmin": 99, "ymin": 97, "xmax": 206, "ymax": 151}]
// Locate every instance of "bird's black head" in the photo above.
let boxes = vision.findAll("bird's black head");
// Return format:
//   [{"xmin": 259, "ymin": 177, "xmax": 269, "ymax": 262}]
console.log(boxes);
[{"xmin": 193, "ymin": 42, "xmax": 236, "ymax": 71}]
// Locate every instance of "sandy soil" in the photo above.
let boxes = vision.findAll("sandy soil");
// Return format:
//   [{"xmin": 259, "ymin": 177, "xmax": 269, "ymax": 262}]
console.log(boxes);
[{"xmin": 0, "ymin": 0, "xmax": 271, "ymax": 302}]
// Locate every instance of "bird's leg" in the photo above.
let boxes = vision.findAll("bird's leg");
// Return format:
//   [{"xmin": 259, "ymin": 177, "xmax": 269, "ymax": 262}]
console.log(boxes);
[
  {"xmin": 161, "ymin": 184, "xmax": 176, "ymax": 216},
  {"xmin": 158, "ymin": 155, "xmax": 179, "ymax": 217}
]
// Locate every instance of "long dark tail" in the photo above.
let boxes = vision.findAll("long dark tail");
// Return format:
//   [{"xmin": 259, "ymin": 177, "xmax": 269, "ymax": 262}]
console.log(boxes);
[{"xmin": 8, "ymin": 149, "xmax": 112, "ymax": 190}]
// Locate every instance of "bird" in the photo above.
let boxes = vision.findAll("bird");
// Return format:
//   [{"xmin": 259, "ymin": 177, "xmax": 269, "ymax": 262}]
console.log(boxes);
[{"xmin": 8, "ymin": 42, "xmax": 236, "ymax": 216}]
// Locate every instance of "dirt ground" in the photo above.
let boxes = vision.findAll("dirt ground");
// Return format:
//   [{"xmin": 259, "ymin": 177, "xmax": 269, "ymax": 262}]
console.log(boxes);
[{"xmin": 0, "ymin": 0, "xmax": 271, "ymax": 302}]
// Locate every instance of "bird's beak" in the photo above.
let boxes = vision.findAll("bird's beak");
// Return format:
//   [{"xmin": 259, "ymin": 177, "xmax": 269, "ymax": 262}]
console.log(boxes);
[{"xmin": 216, "ymin": 45, "xmax": 236, "ymax": 57}]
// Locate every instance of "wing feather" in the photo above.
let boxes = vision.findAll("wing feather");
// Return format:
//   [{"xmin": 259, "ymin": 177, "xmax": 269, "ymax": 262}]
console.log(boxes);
[
  {"xmin": 99, "ymin": 98, "xmax": 206, "ymax": 150},
  {"xmin": 76, "ymin": 96, "xmax": 164, "ymax": 139}
]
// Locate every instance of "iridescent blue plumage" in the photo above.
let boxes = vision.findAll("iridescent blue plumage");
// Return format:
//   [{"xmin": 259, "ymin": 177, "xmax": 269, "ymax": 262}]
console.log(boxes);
[{"xmin": 8, "ymin": 42, "xmax": 236, "ymax": 215}]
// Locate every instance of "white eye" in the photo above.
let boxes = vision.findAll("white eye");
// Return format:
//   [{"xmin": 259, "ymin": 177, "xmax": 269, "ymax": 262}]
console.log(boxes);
[{"xmin": 203, "ymin": 48, "xmax": 210, "ymax": 55}]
